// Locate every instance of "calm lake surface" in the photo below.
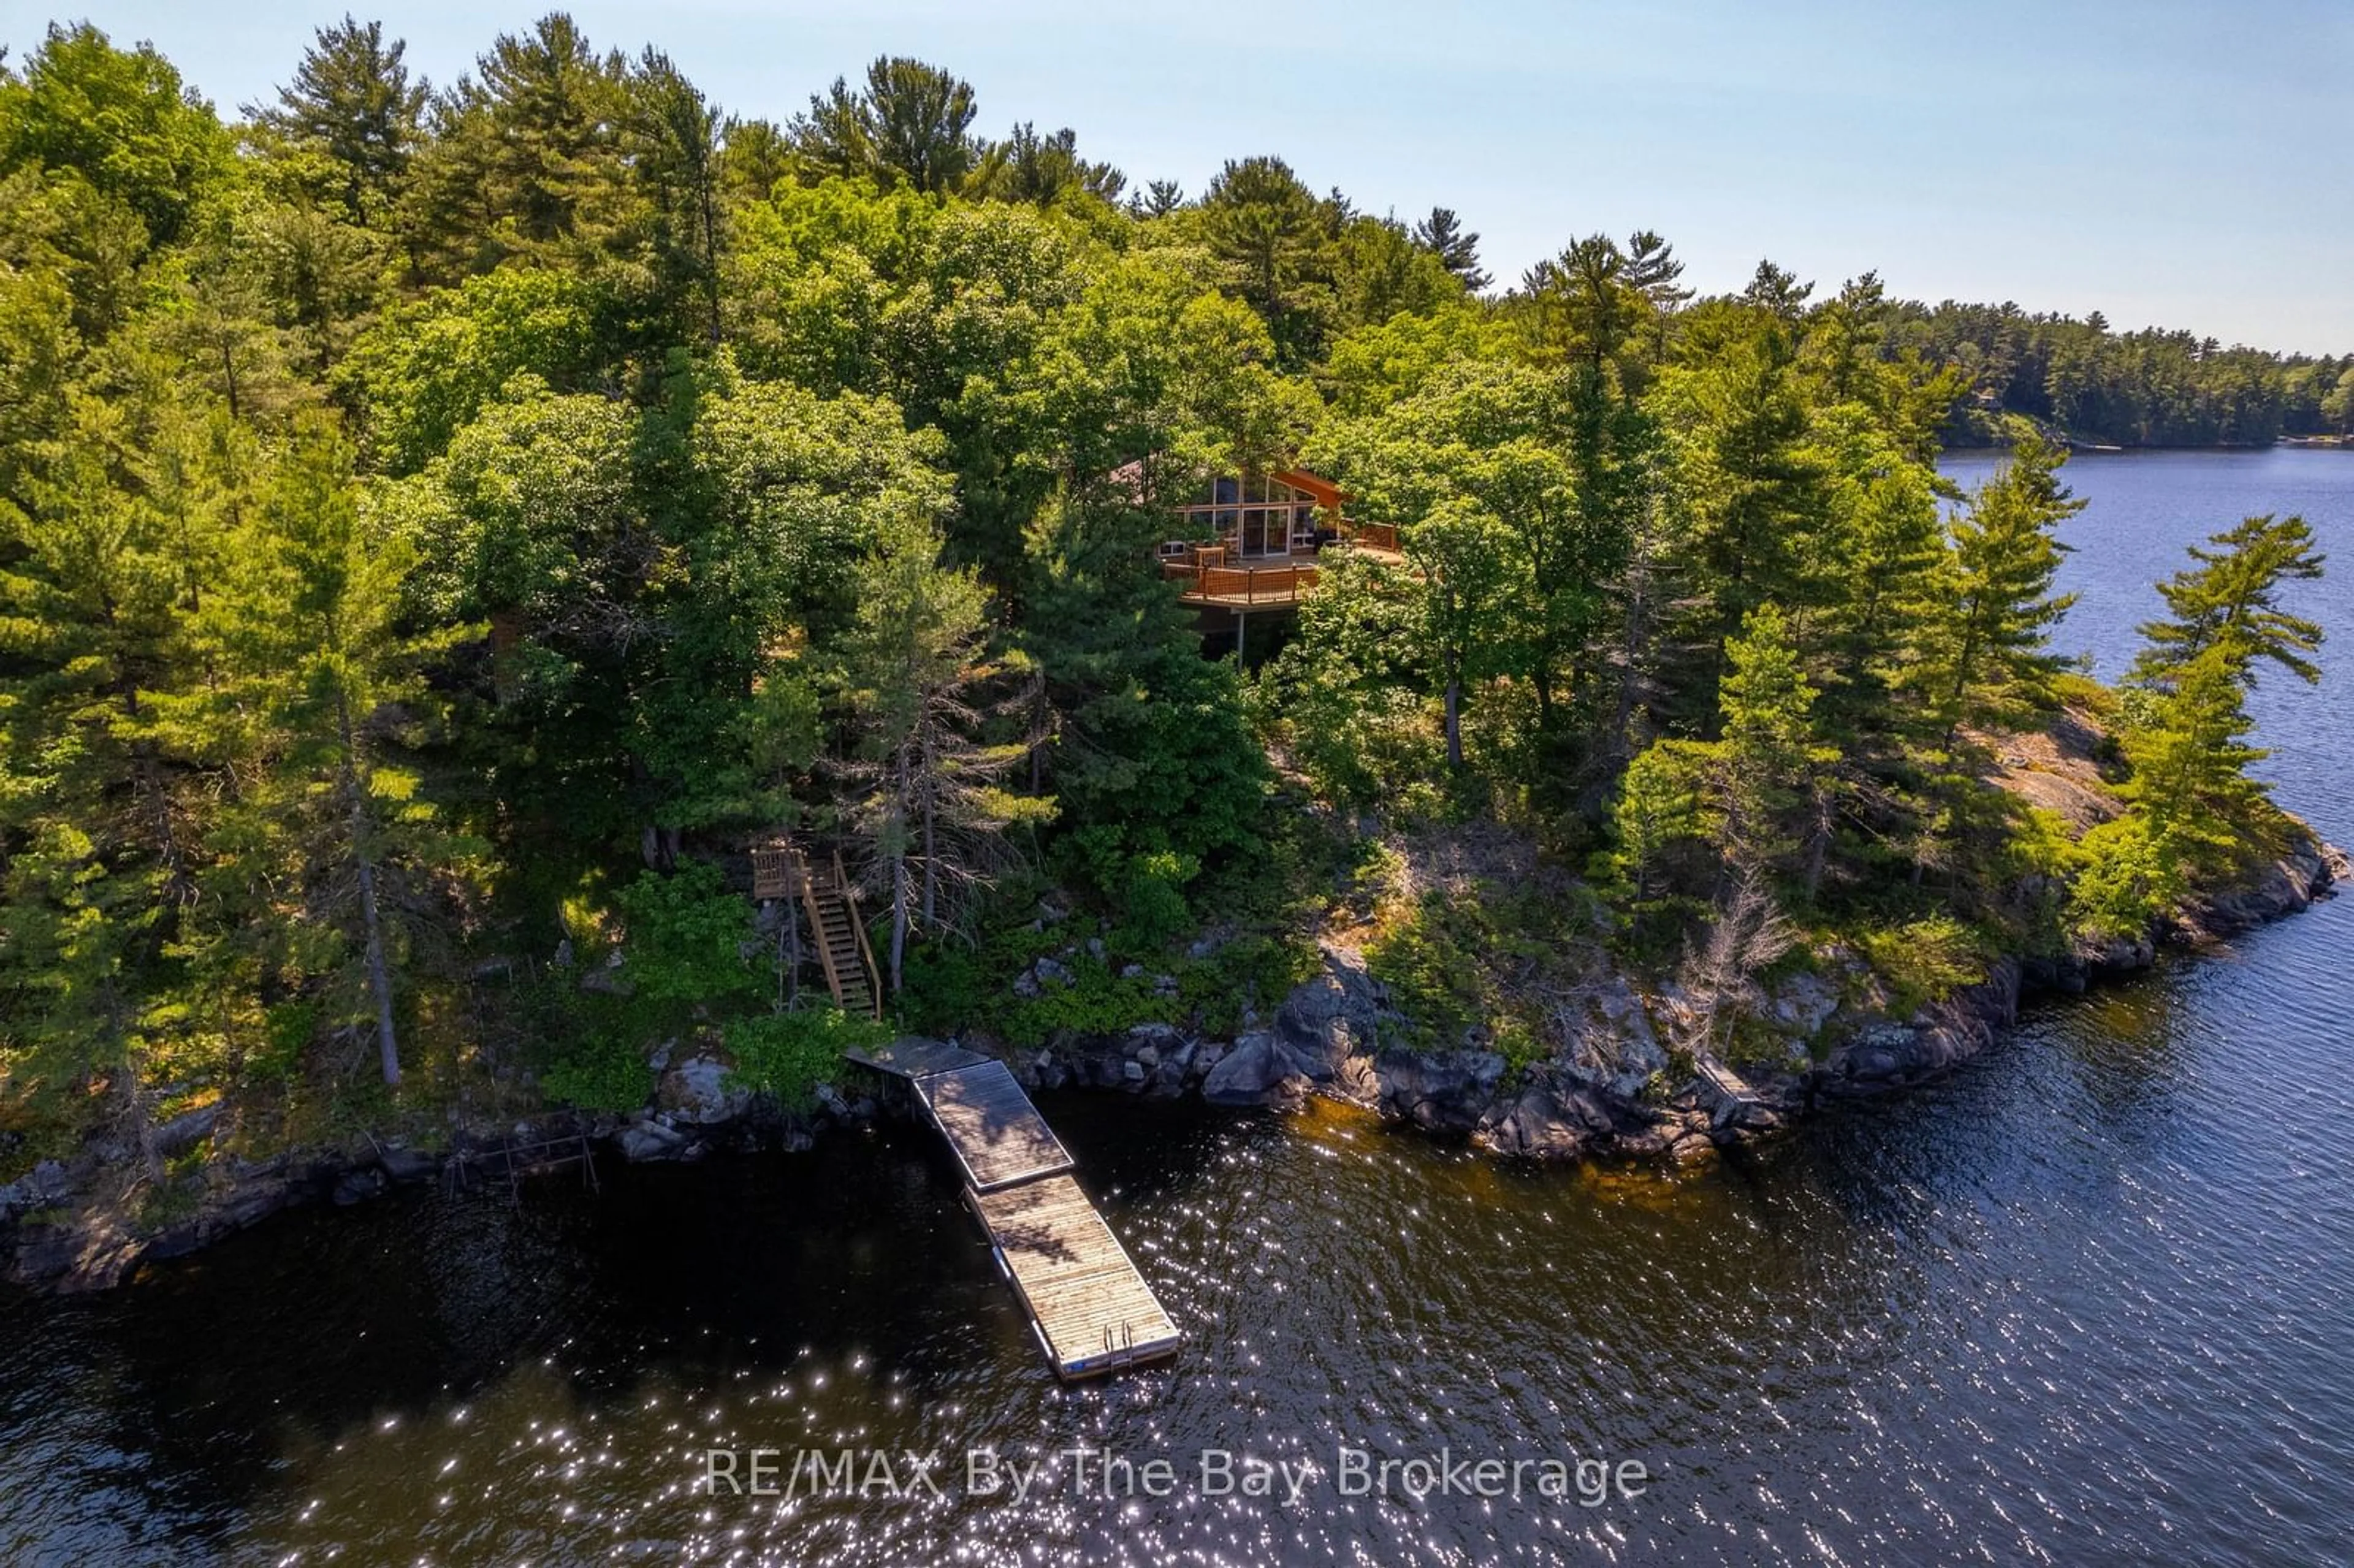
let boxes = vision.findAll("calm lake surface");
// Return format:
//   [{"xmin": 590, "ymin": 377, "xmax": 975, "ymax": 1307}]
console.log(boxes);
[{"xmin": 3, "ymin": 449, "xmax": 2350, "ymax": 1567}]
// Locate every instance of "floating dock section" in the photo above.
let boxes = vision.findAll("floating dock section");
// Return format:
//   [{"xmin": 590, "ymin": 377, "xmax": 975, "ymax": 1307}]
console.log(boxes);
[{"xmin": 848, "ymin": 1040, "xmax": 1181, "ymax": 1379}]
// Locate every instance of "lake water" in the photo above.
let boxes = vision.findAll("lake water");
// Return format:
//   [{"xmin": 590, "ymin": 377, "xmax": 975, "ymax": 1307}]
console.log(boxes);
[{"xmin": 2, "ymin": 449, "xmax": 2349, "ymax": 1567}]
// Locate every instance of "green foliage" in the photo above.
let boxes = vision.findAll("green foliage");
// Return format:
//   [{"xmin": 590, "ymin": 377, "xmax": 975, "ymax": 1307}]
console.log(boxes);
[
  {"xmin": 1178, "ymin": 933, "xmax": 1321, "ymax": 1038},
  {"xmin": 1364, "ymin": 896, "xmax": 1485, "ymax": 1053},
  {"xmin": 2097, "ymin": 511, "xmax": 2328, "ymax": 910},
  {"xmin": 1857, "ymin": 915, "xmax": 1990, "ymax": 1015},
  {"xmin": 793, "ymin": 57, "xmax": 986, "ymax": 195},
  {"xmin": 1195, "ymin": 156, "xmax": 1338, "ymax": 370},
  {"xmin": 0, "ymin": 23, "xmax": 235, "ymax": 249},
  {"xmin": 1365, "ymin": 881, "xmax": 1584, "ymax": 1067},
  {"xmin": 344, "ymin": 272, "xmax": 604, "ymax": 473},
  {"xmin": 724, "ymin": 1007, "xmax": 885, "ymax": 1108},
  {"xmin": 1886, "ymin": 301, "xmax": 2338, "ymax": 447},
  {"xmin": 2069, "ymin": 815, "xmax": 2183, "ymax": 941},
  {"xmin": 614, "ymin": 861, "xmax": 761, "ymax": 1008},
  {"xmin": 0, "ymin": 14, "xmax": 2331, "ymax": 1166},
  {"xmin": 1917, "ymin": 430, "xmax": 2082, "ymax": 739},
  {"xmin": 1599, "ymin": 738, "xmax": 1709, "ymax": 916},
  {"xmin": 536, "ymin": 1022, "xmax": 655, "ymax": 1113},
  {"xmin": 1116, "ymin": 851, "xmax": 1197, "ymax": 954}
]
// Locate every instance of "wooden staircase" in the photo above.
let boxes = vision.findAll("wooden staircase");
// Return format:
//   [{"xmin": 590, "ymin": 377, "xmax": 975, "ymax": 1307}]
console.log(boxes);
[{"xmin": 752, "ymin": 840, "xmax": 882, "ymax": 1019}]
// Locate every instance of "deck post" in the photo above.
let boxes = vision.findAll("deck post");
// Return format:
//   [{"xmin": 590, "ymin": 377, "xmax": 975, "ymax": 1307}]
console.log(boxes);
[{"xmin": 1236, "ymin": 607, "xmax": 1246, "ymax": 657}]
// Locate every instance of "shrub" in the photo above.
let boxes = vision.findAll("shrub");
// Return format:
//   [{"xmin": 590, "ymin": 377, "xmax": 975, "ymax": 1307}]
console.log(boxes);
[
  {"xmin": 1179, "ymin": 932, "xmax": 1320, "ymax": 1037},
  {"xmin": 614, "ymin": 860, "xmax": 761, "ymax": 1008},
  {"xmin": 725, "ymin": 1008, "xmax": 887, "ymax": 1109},
  {"xmin": 2070, "ymin": 815, "xmax": 2183, "ymax": 940},
  {"xmin": 1365, "ymin": 893, "xmax": 1485, "ymax": 1052},
  {"xmin": 1857, "ymin": 915, "xmax": 1989, "ymax": 1015},
  {"xmin": 538, "ymin": 1033, "xmax": 655, "ymax": 1113},
  {"xmin": 1116, "ymin": 851, "xmax": 1197, "ymax": 955}
]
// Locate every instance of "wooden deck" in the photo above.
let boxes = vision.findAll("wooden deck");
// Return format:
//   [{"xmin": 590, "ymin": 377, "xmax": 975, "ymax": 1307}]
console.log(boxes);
[
  {"xmin": 972, "ymin": 1176, "xmax": 1183, "ymax": 1377},
  {"xmin": 915, "ymin": 1061, "xmax": 1075, "ymax": 1191},
  {"xmin": 1160, "ymin": 534, "xmax": 1406, "ymax": 610},
  {"xmin": 1165, "ymin": 556, "xmax": 1323, "ymax": 608},
  {"xmin": 850, "ymin": 1045, "xmax": 1181, "ymax": 1379}
]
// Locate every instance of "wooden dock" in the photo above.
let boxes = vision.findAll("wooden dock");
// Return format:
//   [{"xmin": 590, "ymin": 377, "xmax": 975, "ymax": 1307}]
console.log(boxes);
[
  {"xmin": 917, "ymin": 1062, "xmax": 1075, "ymax": 1191},
  {"xmin": 847, "ymin": 1045, "xmax": 1181, "ymax": 1379}
]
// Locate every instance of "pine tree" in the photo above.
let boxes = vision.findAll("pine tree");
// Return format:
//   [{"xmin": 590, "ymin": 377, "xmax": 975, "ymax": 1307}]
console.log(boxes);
[
  {"xmin": 986, "ymin": 123, "xmax": 1125, "ymax": 206},
  {"xmin": 625, "ymin": 49, "xmax": 726, "ymax": 344},
  {"xmin": 793, "ymin": 57, "xmax": 983, "ymax": 194},
  {"xmin": 1650, "ymin": 308, "xmax": 1830, "ymax": 716},
  {"xmin": 207, "ymin": 419, "xmax": 472, "ymax": 1086},
  {"xmin": 405, "ymin": 14, "xmax": 629, "ymax": 275},
  {"xmin": 1712, "ymin": 603, "xmax": 1834, "ymax": 885},
  {"xmin": 2119, "ymin": 513, "xmax": 2325, "ymax": 864},
  {"xmin": 1604, "ymin": 738, "xmax": 1706, "ymax": 908},
  {"xmin": 2130, "ymin": 513, "xmax": 2323, "ymax": 687},
  {"xmin": 1198, "ymin": 156, "xmax": 1338, "ymax": 370},
  {"xmin": 1411, "ymin": 207, "xmax": 1488, "ymax": 292},
  {"xmin": 1920, "ymin": 431, "xmax": 2082, "ymax": 747},
  {"xmin": 1132, "ymin": 179, "xmax": 1184, "ymax": 219},
  {"xmin": 2120, "ymin": 646, "xmax": 2269, "ymax": 866},
  {"xmin": 254, "ymin": 15, "xmax": 428, "ymax": 219},
  {"xmin": 836, "ymin": 512, "xmax": 1047, "ymax": 992},
  {"xmin": 0, "ymin": 394, "xmax": 221, "ymax": 1168}
]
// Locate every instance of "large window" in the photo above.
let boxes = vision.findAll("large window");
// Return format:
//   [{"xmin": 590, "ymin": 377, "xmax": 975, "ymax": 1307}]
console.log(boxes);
[{"xmin": 1168, "ymin": 472, "xmax": 1335, "ymax": 558}]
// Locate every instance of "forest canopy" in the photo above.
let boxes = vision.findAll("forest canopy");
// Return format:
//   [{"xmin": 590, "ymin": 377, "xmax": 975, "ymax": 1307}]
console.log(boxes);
[{"xmin": 0, "ymin": 15, "xmax": 2331, "ymax": 1167}]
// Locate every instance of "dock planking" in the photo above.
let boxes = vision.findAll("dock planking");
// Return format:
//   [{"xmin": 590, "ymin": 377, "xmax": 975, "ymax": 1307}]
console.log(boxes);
[
  {"xmin": 916, "ymin": 1061, "xmax": 1075, "ymax": 1192},
  {"xmin": 846, "ymin": 1042, "xmax": 1180, "ymax": 1379},
  {"xmin": 972, "ymin": 1175, "xmax": 1181, "ymax": 1377}
]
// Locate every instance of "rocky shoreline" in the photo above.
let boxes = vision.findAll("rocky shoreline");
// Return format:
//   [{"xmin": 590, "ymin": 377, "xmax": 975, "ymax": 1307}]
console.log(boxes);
[{"xmin": 2, "ymin": 834, "xmax": 2342, "ymax": 1296}]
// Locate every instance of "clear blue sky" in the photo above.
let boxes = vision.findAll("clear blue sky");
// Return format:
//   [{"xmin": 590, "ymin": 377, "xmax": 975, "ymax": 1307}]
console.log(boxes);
[{"xmin": 7, "ymin": 0, "xmax": 2347, "ymax": 354}]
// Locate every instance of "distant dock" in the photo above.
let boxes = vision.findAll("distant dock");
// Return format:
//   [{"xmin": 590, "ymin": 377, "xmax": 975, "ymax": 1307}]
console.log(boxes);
[{"xmin": 848, "ymin": 1040, "xmax": 1182, "ymax": 1379}]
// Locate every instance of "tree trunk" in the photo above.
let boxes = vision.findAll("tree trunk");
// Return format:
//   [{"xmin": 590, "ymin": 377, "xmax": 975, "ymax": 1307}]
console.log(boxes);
[
  {"xmin": 1444, "ymin": 671, "xmax": 1465, "ymax": 771},
  {"xmin": 889, "ymin": 750, "xmax": 910, "ymax": 994},
  {"xmin": 1801, "ymin": 788, "xmax": 1829, "ymax": 903},
  {"xmin": 700, "ymin": 180, "xmax": 723, "ymax": 347},
  {"xmin": 1942, "ymin": 610, "xmax": 1982, "ymax": 754},
  {"xmin": 105, "ymin": 984, "xmax": 164, "ymax": 1185},
  {"xmin": 1612, "ymin": 558, "xmax": 1651, "ymax": 766},
  {"xmin": 889, "ymin": 851, "xmax": 908, "ymax": 997},
  {"xmin": 338, "ymin": 693, "xmax": 401, "ymax": 1087},
  {"xmin": 921, "ymin": 793, "xmax": 937, "ymax": 930}
]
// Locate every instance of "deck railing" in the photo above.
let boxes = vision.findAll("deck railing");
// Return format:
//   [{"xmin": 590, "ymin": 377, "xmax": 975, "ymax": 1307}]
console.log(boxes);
[
  {"xmin": 1161, "ymin": 558, "xmax": 1322, "ymax": 605},
  {"xmin": 1156, "ymin": 517, "xmax": 1400, "ymax": 607}
]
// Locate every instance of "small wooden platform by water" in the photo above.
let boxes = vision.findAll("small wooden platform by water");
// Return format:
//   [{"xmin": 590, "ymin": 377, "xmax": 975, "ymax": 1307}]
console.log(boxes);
[
  {"xmin": 848, "ymin": 1046, "xmax": 1181, "ymax": 1379},
  {"xmin": 846, "ymin": 1037, "xmax": 990, "ymax": 1078}
]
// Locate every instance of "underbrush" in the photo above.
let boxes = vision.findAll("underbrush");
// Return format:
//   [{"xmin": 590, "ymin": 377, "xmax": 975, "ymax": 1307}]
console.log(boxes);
[
  {"xmin": 1854, "ymin": 913, "xmax": 1995, "ymax": 1016},
  {"xmin": 899, "ymin": 805, "xmax": 1347, "ymax": 1048},
  {"xmin": 725, "ymin": 1008, "xmax": 883, "ymax": 1108},
  {"xmin": 1363, "ymin": 869, "xmax": 1601, "ymax": 1073}
]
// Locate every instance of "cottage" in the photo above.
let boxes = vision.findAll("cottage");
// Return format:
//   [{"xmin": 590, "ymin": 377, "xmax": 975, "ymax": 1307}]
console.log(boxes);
[{"xmin": 1152, "ymin": 468, "xmax": 1400, "ymax": 611}]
